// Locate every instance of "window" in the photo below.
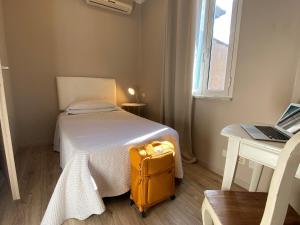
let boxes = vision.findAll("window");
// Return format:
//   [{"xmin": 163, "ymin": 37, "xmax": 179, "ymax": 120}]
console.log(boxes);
[{"xmin": 193, "ymin": 0, "xmax": 243, "ymax": 98}]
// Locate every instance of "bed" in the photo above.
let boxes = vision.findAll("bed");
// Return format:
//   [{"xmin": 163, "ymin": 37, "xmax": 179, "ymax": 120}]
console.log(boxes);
[{"xmin": 41, "ymin": 77, "xmax": 183, "ymax": 225}]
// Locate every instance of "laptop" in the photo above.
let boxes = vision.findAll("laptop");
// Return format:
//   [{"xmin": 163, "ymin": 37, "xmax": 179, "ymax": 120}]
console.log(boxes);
[{"xmin": 241, "ymin": 103, "xmax": 300, "ymax": 143}]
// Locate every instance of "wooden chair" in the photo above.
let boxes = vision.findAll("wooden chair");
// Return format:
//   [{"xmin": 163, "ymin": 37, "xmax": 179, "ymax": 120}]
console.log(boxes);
[{"xmin": 202, "ymin": 132, "xmax": 300, "ymax": 225}]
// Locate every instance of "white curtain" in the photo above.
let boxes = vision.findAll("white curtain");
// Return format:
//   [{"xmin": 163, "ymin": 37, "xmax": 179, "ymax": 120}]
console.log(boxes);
[{"xmin": 161, "ymin": 0, "xmax": 200, "ymax": 163}]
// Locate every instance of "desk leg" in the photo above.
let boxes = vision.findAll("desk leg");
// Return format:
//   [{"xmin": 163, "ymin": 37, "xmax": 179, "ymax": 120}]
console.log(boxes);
[
  {"xmin": 221, "ymin": 137, "xmax": 240, "ymax": 190},
  {"xmin": 249, "ymin": 163, "xmax": 263, "ymax": 192}
]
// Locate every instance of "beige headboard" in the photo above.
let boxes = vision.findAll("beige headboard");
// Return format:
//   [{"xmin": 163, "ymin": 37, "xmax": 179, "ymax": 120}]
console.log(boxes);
[{"xmin": 56, "ymin": 77, "xmax": 116, "ymax": 110}]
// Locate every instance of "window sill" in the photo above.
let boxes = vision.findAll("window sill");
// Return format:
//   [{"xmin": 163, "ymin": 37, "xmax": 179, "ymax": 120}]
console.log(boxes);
[{"xmin": 193, "ymin": 95, "xmax": 233, "ymax": 101}]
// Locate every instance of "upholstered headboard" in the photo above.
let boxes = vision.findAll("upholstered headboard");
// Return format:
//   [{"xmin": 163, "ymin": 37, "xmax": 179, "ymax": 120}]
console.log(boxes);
[{"xmin": 56, "ymin": 77, "xmax": 117, "ymax": 110}]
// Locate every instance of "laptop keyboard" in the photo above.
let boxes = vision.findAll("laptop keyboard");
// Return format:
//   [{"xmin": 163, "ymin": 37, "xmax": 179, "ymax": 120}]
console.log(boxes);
[{"xmin": 255, "ymin": 126, "xmax": 290, "ymax": 140}]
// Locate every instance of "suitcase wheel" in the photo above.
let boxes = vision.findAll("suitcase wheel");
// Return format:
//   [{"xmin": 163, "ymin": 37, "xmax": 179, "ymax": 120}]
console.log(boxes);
[
  {"xmin": 170, "ymin": 195, "xmax": 176, "ymax": 200},
  {"xmin": 129, "ymin": 199, "xmax": 134, "ymax": 206},
  {"xmin": 139, "ymin": 211, "xmax": 146, "ymax": 218}
]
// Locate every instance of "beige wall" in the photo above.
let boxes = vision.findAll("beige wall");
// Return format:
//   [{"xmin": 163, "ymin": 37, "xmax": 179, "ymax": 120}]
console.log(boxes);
[
  {"xmin": 193, "ymin": 0, "xmax": 300, "ymax": 212},
  {"xmin": 3, "ymin": 0, "xmax": 141, "ymax": 147},
  {"xmin": 138, "ymin": 0, "xmax": 168, "ymax": 122},
  {"xmin": 0, "ymin": 0, "xmax": 6, "ymax": 176},
  {"xmin": 292, "ymin": 57, "xmax": 300, "ymax": 103},
  {"xmin": 3, "ymin": 0, "xmax": 168, "ymax": 146}
]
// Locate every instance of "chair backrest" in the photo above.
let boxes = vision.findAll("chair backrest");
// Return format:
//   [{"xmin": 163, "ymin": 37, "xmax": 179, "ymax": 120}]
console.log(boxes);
[{"xmin": 261, "ymin": 132, "xmax": 300, "ymax": 225}]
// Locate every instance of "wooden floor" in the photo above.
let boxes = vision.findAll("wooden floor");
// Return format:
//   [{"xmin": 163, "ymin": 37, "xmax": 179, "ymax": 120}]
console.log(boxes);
[{"xmin": 0, "ymin": 146, "xmax": 243, "ymax": 225}]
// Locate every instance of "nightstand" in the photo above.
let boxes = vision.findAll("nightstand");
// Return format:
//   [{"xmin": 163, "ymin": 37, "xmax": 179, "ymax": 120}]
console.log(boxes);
[{"xmin": 121, "ymin": 103, "xmax": 146, "ymax": 117}]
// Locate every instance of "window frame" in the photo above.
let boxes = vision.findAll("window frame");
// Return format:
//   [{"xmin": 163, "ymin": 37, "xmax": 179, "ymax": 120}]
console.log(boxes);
[{"xmin": 193, "ymin": 0, "xmax": 243, "ymax": 99}]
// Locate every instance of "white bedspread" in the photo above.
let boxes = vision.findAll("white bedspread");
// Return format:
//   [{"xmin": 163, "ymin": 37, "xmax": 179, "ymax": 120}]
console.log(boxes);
[{"xmin": 41, "ymin": 110, "xmax": 183, "ymax": 225}]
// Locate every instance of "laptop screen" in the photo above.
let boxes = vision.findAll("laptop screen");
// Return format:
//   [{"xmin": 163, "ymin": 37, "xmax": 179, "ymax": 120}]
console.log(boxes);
[{"xmin": 277, "ymin": 104, "xmax": 300, "ymax": 134}]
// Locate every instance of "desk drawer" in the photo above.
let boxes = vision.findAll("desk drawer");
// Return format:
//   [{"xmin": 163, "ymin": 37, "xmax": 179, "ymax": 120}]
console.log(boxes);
[{"xmin": 239, "ymin": 143, "xmax": 279, "ymax": 169}]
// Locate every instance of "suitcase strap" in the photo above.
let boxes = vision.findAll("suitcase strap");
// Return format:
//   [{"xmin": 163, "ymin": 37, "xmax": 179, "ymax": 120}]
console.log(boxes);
[{"xmin": 139, "ymin": 167, "xmax": 174, "ymax": 177}]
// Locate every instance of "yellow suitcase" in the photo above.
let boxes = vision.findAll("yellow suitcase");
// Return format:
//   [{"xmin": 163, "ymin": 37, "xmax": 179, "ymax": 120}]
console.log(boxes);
[{"xmin": 129, "ymin": 141, "xmax": 176, "ymax": 217}]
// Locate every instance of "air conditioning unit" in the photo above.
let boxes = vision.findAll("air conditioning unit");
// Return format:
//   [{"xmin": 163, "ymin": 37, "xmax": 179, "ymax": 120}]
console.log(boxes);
[{"xmin": 86, "ymin": 0, "xmax": 133, "ymax": 15}]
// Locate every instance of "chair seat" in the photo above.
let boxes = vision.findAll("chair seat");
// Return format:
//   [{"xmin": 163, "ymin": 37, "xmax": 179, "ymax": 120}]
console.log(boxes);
[{"xmin": 204, "ymin": 190, "xmax": 300, "ymax": 225}]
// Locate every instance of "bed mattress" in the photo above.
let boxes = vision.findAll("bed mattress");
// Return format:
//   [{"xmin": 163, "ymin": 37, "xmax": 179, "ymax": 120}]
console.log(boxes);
[{"xmin": 41, "ymin": 110, "xmax": 183, "ymax": 225}]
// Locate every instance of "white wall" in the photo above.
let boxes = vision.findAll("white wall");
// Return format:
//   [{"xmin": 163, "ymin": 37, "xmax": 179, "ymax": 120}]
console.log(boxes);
[{"xmin": 2, "ymin": 0, "xmax": 141, "ymax": 147}]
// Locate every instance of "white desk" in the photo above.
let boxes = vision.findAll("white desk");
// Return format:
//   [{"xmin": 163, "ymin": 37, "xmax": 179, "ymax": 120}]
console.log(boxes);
[{"xmin": 221, "ymin": 124, "xmax": 300, "ymax": 191}]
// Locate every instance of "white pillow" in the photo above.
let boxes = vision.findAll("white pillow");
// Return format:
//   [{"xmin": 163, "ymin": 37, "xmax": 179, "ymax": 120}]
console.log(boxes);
[
  {"xmin": 67, "ymin": 100, "xmax": 116, "ymax": 110},
  {"xmin": 66, "ymin": 107, "xmax": 119, "ymax": 115}
]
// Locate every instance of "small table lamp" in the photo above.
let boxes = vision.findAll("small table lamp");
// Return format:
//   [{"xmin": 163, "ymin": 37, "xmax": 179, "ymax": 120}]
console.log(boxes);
[{"xmin": 128, "ymin": 87, "xmax": 139, "ymax": 103}]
